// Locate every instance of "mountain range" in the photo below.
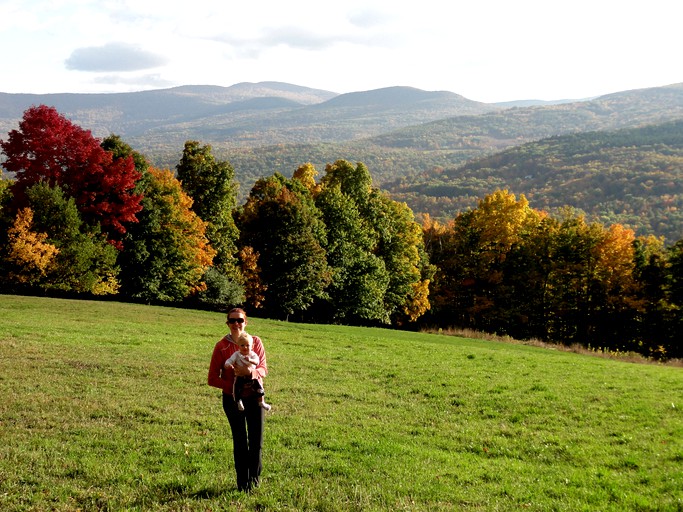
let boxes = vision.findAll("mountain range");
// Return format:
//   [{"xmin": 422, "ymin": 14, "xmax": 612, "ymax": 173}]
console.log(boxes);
[{"xmin": 2, "ymin": 81, "xmax": 683, "ymax": 243}]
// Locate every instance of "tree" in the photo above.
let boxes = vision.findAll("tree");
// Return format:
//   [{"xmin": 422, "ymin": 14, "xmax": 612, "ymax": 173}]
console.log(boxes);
[
  {"xmin": 0, "ymin": 105, "xmax": 142, "ymax": 249},
  {"xmin": 238, "ymin": 173, "xmax": 330, "ymax": 319},
  {"xmin": 371, "ymin": 191, "xmax": 435, "ymax": 323},
  {"xmin": 0, "ymin": 171, "xmax": 14, "ymax": 250},
  {"xmin": 320, "ymin": 160, "xmax": 372, "ymax": 208},
  {"xmin": 668, "ymin": 240, "xmax": 683, "ymax": 308},
  {"xmin": 176, "ymin": 141, "xmax": 240, "ymax": 276},
  {"xmin": 1, "ymin": 207, "xmax": 59, "ymax": 287},
  {"xmin": 117, "ymin": 168, "xmax": 215, "ymax": 302},
  {"xmin": 238, "ymin": 245, "xmax": 267, "ymax": 309},
  {"xmin": 101, "ymin": 134, "xmax": 150, "ymax": 177},
  {"xmin": 0, "ymin": 171, "xmax": 12, "ymax": 216},
  {"xmin": 426, "ymin": 190, "xmax": 543, "ymax": 332},
  {"xmin": 663, "ymin": 239, "xmax": 683, "ymax": 358},
  {"xmin": 21, "ymin": 182, "xmax": 119, "ymax": 295},
  {"xmin": 314, "ymin": 183, "xmax": 389, "ymax": 323},
  {"xmin": 292, "ymin": 162, "xmax": 321, "ymax": 195},
  {"xmin": 314, "ymin": 160, "xmax": 433, "ymax": 324}
]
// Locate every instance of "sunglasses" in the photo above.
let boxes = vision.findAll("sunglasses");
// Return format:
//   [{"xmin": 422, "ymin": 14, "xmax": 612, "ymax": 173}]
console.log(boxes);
[{"xmin": 227, "ymin": 317, "xmax": 245, "ymax": 324}]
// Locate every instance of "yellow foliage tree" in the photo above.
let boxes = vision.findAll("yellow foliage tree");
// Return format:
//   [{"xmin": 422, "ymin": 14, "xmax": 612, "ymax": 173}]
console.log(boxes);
[
  {"xmin": 151, "ymin": 168, "xmax": 216, "ymax": 295},
  {"xmin": 470, "ymin": 189, "xmax": 545, "ymax": 266},
  {"xmin": 402, "ymin": 279, "xmax": 431, "ymax": 322},
  {"xmin": 5, "ymin": 207, "xmax": 59, "ymax": 285},
  {"xmin": 292, "ymin": 162, "xmax": 321, "ymax": 196},
  {"xmin": 593, "ymin": 223, "xmax": 644, "ymax": 311},
  {"xmin": 238, "ymin": 245, "xmax": 267, "ymax": 309}
]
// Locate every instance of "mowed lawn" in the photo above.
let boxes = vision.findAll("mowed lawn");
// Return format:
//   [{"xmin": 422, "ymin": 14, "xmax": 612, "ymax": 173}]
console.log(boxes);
[{"xmin": 0, "ymin": 294, "xmax": 681, "ymax": 511}]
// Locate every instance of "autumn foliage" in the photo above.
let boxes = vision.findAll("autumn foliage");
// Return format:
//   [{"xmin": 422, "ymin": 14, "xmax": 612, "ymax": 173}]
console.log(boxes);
[
  {"xmin": 4, "ymin": 207, "xmax": 59, "ymax": 286},
  {"xmin": 0, "ymin": 106, "xmax": 681, "ymax": 359},
  {"xmin": 1, "ymin": 105, "xmax": 142, "ymax": 248}
]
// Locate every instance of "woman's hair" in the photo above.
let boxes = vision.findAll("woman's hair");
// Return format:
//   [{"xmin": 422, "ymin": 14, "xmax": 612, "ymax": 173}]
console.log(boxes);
[{"xmin": 227, "ymin": 307, "xmax": 247, "ymax": 320}]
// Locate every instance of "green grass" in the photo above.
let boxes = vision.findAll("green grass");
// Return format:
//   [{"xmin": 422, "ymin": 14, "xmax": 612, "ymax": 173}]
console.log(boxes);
[{"xmin": 1, "ymin": 294, "xmax": 682, "ymax": 511}]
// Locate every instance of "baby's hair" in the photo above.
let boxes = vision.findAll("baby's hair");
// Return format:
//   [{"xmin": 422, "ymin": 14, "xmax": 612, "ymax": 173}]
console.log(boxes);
[{"xmin": 237, "ymin": 331, "xmax": 253, "ymax": 345}]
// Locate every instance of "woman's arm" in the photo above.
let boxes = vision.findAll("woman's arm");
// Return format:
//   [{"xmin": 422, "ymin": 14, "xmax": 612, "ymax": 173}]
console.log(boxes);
[
  {"xmin": 250, "ymin": 336, "xmax": 267, "ymax": 380},
  {"xmin": 208, "ymin": 341, "xmax": 230, "ymax": 391}
]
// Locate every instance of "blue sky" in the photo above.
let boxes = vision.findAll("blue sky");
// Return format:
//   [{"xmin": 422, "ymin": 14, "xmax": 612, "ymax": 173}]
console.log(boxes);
[{"xmin": 1, "ymin": 0, "xmax": 680, "ymax": 103}]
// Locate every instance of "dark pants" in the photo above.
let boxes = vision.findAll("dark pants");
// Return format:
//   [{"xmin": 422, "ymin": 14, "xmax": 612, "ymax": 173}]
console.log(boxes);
[
  {"xmin": 222, "ymin": 393, "xmax": 265, "ymax": 491},
  {"xmin": 233, "ymin": 376, "xmax": 265, "ymax": 403}
]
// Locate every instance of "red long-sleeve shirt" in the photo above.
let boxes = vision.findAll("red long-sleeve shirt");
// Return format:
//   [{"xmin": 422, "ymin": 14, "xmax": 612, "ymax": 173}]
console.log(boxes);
[{"xmin": 208, "ymin": 334, "xmax": 268, "ymax": 394}]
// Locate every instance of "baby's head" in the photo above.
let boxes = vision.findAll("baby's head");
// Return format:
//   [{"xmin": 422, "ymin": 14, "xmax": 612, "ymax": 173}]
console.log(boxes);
[{"xmin": 237, "ymin": 331, "xmax": 253, "ymax": 354}]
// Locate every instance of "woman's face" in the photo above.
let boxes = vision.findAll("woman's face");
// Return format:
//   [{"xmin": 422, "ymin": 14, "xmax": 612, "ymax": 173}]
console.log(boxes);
[{"xmin": 227, "ymin": 312, "xmax": 247, "ymax": 337}]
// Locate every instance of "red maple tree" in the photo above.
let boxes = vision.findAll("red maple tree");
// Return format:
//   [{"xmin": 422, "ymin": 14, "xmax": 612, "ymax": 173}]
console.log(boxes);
[{"xmin": 0, "ymin": 105, "xmax": 143, "ymax": 249}]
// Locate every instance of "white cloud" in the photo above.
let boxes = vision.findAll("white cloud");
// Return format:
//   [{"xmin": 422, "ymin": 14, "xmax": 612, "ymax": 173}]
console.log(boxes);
[{"xmin": 65, "ymin": 42, "xmax": 168, "ymax": 72}]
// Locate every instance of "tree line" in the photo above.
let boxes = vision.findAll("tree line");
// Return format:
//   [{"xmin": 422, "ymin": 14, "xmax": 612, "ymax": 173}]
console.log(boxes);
[{"xmin": 1, "ymin": 106, "xmax": 681, "ymax": 359}]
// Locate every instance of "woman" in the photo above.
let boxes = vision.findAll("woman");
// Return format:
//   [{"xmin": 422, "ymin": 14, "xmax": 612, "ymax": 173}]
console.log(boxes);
[{"xmin": 208, "ymin": 308, "xmax": 268, "ymax": 492}]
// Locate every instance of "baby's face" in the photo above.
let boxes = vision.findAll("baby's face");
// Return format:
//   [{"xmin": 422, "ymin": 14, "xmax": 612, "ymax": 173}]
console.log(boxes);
[{"xmin": 238, "ymin": 339, "xmax": 252, "ymax": 355}]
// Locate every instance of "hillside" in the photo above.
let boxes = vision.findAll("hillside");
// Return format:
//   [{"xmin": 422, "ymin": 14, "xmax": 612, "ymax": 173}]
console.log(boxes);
[
  {"xmin": 0, "ymin": 82, "xmax": 336, "ymax": 143},
  {"xmin": 0, "ymin": 82, "xmax": 497, "ymax": 152},
  {"xmin": 212, "ymin": 82, "xmax": 683, "ymax": 173},
  {"xmin": 385, "ymin": 120, "xmax": 683, "ymax": 244}
]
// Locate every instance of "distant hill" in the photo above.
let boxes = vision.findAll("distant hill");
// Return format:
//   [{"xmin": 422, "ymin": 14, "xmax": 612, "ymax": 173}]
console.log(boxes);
[
  {"xmin": 216, "ymin": 83, "xmax": 683, "ymax": 204},
  {"xmin": 0, "ymin": 82, "xmax": 336, "ymax": 141},
  {"xmin": 0, "ymin": 82, "xmax": 498, "ymax": 152},
  {"xmin": 384, "ymin": 119, "xmax": 683, "ymax": 244},
  {"xmin": 493, "ymin": 98, "xmax": 592, "ymax": 108}
]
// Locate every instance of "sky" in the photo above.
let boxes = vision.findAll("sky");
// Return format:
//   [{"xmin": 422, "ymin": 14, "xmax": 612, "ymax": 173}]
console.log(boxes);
[{"xmin": 1, "ymin": 0, "xmax": 681, "ymax": 104}]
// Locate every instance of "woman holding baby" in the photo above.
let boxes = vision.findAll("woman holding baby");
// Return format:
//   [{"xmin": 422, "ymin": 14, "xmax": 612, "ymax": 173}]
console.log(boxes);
[{"xmin": 208, "ymin": 307, "xmax": 270, "ymax": 492}]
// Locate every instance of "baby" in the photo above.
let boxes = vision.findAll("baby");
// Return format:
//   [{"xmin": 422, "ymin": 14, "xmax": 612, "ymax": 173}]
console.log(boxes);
[{"xmin": 224, "ymin": 331, "xmax": 271, "ymax": 411}]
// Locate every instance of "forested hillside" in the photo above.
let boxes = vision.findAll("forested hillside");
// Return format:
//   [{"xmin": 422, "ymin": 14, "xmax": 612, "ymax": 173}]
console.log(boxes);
[
  {"xmin": 215, "ymin": 84, "xmax": 683, "ymax": 227},
  {"xmin": 386, "ymin": 120, "xmax": 683, "ymax": 244},
  {"xmin": 3, "ymin": 82, "xmax": 683, "ymax": 243}
]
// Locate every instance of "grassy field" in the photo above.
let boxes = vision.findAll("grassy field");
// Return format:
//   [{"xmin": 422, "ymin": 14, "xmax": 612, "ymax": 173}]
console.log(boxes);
[{"xmin": 0, "ymin": 294, "xmax": 681, "ymax": 511}]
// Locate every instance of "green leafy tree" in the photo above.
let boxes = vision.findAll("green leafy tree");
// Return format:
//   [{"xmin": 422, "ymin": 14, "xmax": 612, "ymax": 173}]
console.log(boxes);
[
  {"xmin": 0, "ymin": 172, "xmax": 14, "ymax": 252},
  {"xmin": 238, "ymin": 173, "xmax": 330, "ymax": 319},
  {"xmin": 631, "ymin": 235, "xmax": 677, "ymax": 358},
  {"xmin": 175, "ymin": 141, "xmax": 244, "ymax": 307},
  {"xmin": 365, "ymin": 191, "xmax": 435, "ymax": 323},
  {"xmin": 314, "ymin": 183, "xmax": 389, "ymax": 323},
  {"xmin": 320, "ymin": 160, "xmax": 372, "ymax": 208},
  {"xmin": 668, "ymin": 239, "xmax": 683, "ymax": 308},
  {"xmin": 118, "ymin": 167, "xmax": 215, "ymax": 303},
  {"xmin": 22, "ymin": 183, "xmax": 120, "ymax": 295},
  {"xmin": 664, "ymin": 239, "xmax": 683, "ymax": 357},
  {"xmin": 176, "ymin": 141, "xmax": 240, "ymax": 276},
  {"xmin": 318, "ymin": 159, "xmax": 433, "ymax": 323}
]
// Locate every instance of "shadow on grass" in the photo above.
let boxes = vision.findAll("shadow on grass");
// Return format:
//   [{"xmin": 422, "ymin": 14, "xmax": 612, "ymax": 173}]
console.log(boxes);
[
  {"xmin": 188, "ymin": 486, "xmax": 232, "ymax": 499},
  {"xmin": 143, "ymin": 481, "xmax": 237, "ymax": 505}
]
